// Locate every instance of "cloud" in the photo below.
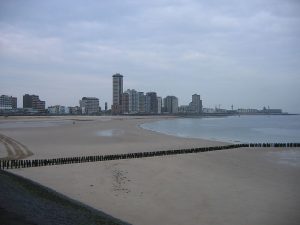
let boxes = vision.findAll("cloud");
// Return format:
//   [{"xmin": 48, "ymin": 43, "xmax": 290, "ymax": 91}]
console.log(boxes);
[
  {"xmin": 0, "ymin": 25, "xmax": 64, "ymax": 63},
  {"xmin": 0, "ymin": 0, "xmax": 300, "ymax": 112}
]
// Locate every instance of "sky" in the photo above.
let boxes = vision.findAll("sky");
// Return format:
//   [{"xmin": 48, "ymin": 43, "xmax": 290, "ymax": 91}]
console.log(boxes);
[{"xmin": 0, "ymin": 0, "xmax": 300, "ymax": 112}]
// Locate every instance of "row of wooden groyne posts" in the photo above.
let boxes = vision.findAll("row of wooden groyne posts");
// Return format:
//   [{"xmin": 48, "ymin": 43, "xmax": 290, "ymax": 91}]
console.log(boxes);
[{"xmin": 1, "ymin": 143, "xmax": 300, "ymax": 170}]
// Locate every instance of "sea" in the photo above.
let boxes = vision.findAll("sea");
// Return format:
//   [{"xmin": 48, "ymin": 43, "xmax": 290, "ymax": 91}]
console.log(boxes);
[{"xmin": 141, "ymin": 115, "xmax": 300, "ymax": 143}]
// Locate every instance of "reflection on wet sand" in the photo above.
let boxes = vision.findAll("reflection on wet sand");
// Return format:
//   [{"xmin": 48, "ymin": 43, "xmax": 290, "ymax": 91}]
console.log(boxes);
[{"xmin": 96, "ymin": 129, "xmax": 124, "ymax": 137}]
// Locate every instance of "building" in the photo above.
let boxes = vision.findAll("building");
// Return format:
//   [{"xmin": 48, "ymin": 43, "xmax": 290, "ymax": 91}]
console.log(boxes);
[
  {"xmin": 157, "ymin": 97, "xmax": 162, "ymax": 114},
  {"xmin": 138, "ymin": 92, "xmax": 145, "ymax": 113},
  {"xmin": 202, "ymin": 108, "xmax": 215, "ymax": 113},
  {"xmin": 0, "ymin": 95, "xmax": 17, "ymax": 110},
  {"xmin": 11, "ymin": 97, "xmax": 17, "ymax": 109},
  {"xmin": 68, "ymin": 106, "xmax": 81, "ymax": 115},
  {"xmin": 146, "ymin": 92, "xmax": 158, "ymax": 114},
  {"xmin": 237, "ymin": 108, "xmax": 260, "ymax": 114},
  {"xmin": 125, "ymin": 89, "xmax": 139, "ymax": 114},
  {"xmin": 79, "ymin": 97, "xmax": 99, "ymax": 115},
  {"xmin": 262, "ymin": 107, "xmax": 282, "ymax": 114},
  {"xmin": 23, "ymin": 94, "xmax": 45, "ymax": 112},
  {"xmin": 112, "ymin": 73, "xmax": 123, "ymax": 114},
  {"xmin": 48, "ymin": 105, "xmax": 68, "ymax": 114},
  {"xmin": 214, "ymin": 107, "xmax": 227, "ymax": 113},
  {"xmin": 121, "ymin": 93, "xmax": 129, "ymax": 114},
  {"xmin": 189, "ymin": 94, "xmax": 202, "ymax": 114},
  {"xmin": 178, "ymin": 105, "xmax": 189, "ymax": 113},
  {"xmin": 163, "ymin": 96, "xmax": 178, "ymax": 114},
  {"xmin": 48, "ymin": 105, "xmax": 59, "ymax": 114}
]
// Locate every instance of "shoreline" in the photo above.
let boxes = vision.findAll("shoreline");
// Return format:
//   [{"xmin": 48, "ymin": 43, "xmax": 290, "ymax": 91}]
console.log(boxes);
[
  {"xmin": 136, "ymin": 117, "xmax": 221, "ymax": 143},
  {"xmin": 0, "ymin": 116, "xmax": 226, "ymax": 160},
  {"xmin": 1, "ymin": 112, "xmax": 298, "ymax": 119}
]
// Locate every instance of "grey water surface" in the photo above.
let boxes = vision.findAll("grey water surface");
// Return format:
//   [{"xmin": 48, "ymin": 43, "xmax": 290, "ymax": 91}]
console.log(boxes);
[{"xmin": 141, "ymin": 115, "xmax": 300, "ymax": 143}]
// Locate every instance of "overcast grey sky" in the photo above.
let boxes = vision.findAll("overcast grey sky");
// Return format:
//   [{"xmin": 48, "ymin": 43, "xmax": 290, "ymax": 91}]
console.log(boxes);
[{"xmin": 1, "ymin": 0, "xmax": 300, "ymax": 112}]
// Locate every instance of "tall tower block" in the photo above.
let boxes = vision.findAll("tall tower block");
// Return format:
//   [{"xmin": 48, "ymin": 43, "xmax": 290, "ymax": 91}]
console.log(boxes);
[{"xmin": 112, "ymin": 73, "xmax": 123, "ymax": 114}]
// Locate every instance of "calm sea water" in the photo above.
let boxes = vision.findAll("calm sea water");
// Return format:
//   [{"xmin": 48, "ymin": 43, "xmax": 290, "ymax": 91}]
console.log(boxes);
[{"xmin": 141, "ymin": 115, "xmax": 300, "ymax": 143}]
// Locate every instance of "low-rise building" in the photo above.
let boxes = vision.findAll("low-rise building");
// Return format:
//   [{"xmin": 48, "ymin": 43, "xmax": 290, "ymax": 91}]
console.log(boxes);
[
  {"xmin": 79, "ymin": 97, "xmax": 100, "ymax": 115},
  {"xmin": 48, "ymin": 105, "xmax": 68, "ymax": 114},
  {"xmin": 237, "ymin": 108, "xmax": 260, "ymax": 114},
  {"xmin": 68, "ymin": 106, "xmax": 81, "ymax": 115},
  {"xmin": 202, "ymin": 108, "xmax": 216, "ymax": 113},
  {"xmin": 178, "ymin": 105, "xmax": 189, "ymax": 113},
  {"xmin": 261, "ymin": 107, "xmax": 282, "ymax": 114},
  {"xmin": 0, "ymin": 95, "xmax": 17, "ymax": 110},
  {"xmin": 23, "ymin": 94, "xmax": 45, "ymax": 112}
]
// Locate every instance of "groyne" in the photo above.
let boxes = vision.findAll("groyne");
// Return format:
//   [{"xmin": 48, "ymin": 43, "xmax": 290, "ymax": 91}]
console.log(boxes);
[{"xmin": 1, "ymin": 143, "xmax": 299, "ymax": 170}]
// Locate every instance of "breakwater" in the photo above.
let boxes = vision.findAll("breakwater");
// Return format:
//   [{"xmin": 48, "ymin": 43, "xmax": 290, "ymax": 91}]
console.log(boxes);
[{"xmin": 1, "ymin": 143, "xmax": 299, "ymax": 170}]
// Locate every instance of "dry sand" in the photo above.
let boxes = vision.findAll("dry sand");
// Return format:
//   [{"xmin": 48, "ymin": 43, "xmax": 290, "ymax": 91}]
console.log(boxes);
[{"xmin": 1, "ymin": 116, "xmax": 300, "ymax": 225}]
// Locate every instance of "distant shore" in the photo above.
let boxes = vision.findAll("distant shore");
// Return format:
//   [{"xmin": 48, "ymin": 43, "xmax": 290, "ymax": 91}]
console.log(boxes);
[{"xmin": 0, "ymin": 111, "xmax": 298, "ymax": 118}]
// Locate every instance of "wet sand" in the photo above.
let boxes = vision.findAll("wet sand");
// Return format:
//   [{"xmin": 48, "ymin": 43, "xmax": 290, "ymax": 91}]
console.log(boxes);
[
  {"xmin": 1, "ymin": 116, "xmax": 300, "ymax": 225},
  {"xmin": 0, "ymin": 116, "xmax": 224, "ymax": 159}
]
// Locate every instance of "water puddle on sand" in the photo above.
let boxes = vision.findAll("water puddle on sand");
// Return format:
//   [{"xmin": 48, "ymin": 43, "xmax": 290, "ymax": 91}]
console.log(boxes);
[
  {"xmin": 96, "ymin": 129, "xmax": 124, "ymax": 137},
  {"xmin": 267, "ymin": 150, "xmax": 300, "ymax": 167}
]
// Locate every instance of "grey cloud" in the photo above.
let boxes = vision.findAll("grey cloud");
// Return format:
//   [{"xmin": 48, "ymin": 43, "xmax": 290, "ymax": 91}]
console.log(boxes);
[{"xmin": 0, "ymin": 0, "xmax": 300, "ymax": 112}]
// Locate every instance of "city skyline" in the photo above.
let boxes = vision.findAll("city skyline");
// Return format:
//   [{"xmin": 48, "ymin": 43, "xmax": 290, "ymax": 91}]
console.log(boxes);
[
  {"xmin": 0, "ymin": 85, "xmax": 284, "ymax": 115},
  {"xmin": 1, "ymin": 1, "xmax": 300, "ymax": 112},
  {"xmin": 0, "ymin": 72, "xmax": 290, "ymax": 114}
]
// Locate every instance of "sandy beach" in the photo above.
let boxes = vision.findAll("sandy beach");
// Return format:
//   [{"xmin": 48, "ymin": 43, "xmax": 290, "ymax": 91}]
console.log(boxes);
[
  {"xmin": 1, "ymin": 116, "xmax": 300, "ymax": 225},
  {"xmin": 0, "ymin": 116, "xmax": 225, "ymax": 160}
]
